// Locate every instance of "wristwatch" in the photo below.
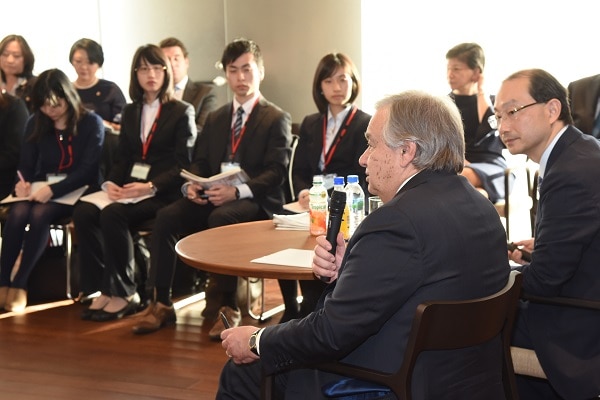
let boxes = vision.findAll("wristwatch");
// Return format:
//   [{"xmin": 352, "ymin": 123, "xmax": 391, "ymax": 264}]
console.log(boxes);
[
  {"xmin": 249, "ymin": 329, "xmax": 260, "ymax": 356},
  {"xmin": 148, "ymin": 181, "xmax": 157, "ymax": 195},
  {"xmin": 234, "ymin": 186, "xmax": 240, "ymax": 200}
]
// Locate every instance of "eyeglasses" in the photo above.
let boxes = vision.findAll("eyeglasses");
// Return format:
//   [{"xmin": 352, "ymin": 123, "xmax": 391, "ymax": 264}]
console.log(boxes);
[
  {"xmin": 135, "ymin": 65, "xmax": 166, "ymax": 75},
  {"xmin": 488, "ymin": 101, "xmax": 544, "ymax": 129}
]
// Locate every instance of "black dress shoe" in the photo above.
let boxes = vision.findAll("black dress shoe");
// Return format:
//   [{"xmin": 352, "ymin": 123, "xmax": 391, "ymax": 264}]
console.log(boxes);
[
  {"xmin": 90, "ymin": 297, "xmax": 140, "ymax": 322},
  {"xmin": 81, "ymin": 308, "xmax": 101, "ymax": 320}
]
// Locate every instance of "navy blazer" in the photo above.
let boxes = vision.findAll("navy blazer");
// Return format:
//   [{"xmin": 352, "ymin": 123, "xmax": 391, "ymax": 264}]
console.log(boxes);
[
  {"xmin": 568, "ymin": 74, "xmax": 600, "ymax": 136},
  {"xmin": 190, "ymin": 96, "xmax": 292, "ymax": 217},
  {"xmin": 19, "ymin": 112, "xmax": 104, "ymax": 198},
  {"xmin": 259, "ymin": 169, "xmax": 510, "ymax": 399},
  {"xmin": 520, "ymin": 126, "xmax": 600, "ymax": 398},
  {"xmin": 292, "ymin": 108, "xmax": 370, "ymax": 195},
  {"xmin": 108, "ymin": 100, "xmax": 195, "ymax": 203}
]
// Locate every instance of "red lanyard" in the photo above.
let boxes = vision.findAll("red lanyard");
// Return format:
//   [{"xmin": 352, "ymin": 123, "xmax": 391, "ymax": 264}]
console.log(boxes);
[
  {"xmin": 142, "ymin": 103, "xmax": 162, "ymax": 161},
  {"xmin": 322, "ymin": 106, "xmax": 358, "ymax": 168},
  {"xmin": 55, "ymin": 130, "xmax": 73, "ymax": 172},
  {"xmin": 230, "ymin": 98, "xmax": 260, "ymax": 160}
]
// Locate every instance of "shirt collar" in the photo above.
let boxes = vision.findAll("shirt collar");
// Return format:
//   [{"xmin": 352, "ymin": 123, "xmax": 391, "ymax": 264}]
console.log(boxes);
[
  {"xmin": 538, "ymin": 125, "xmax": 568, "ymax": 178},
  {"xmin": 233, "ymin": 91, "xmax": 261, "ymax": 116},
  {"xmin": 174, "ymin": 75, "xmax": 189, "ymax": 91}
]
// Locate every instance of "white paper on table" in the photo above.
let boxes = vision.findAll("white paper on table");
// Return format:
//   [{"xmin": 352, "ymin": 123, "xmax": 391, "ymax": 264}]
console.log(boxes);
[{"xmin": 251, "ymin": 248, "xmax": 314, "ymax": 268}]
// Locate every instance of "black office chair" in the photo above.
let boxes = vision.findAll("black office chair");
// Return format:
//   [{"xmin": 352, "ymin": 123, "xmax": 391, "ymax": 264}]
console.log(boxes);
[{"xmin": 262, "ymin": 270, "xmax": 522, "ymax": 400}]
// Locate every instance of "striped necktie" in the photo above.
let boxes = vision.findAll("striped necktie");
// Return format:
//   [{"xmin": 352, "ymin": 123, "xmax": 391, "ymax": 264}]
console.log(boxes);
[{"xmin": 233, "ymin": 106, "xmax": 244, "ymax": 137}]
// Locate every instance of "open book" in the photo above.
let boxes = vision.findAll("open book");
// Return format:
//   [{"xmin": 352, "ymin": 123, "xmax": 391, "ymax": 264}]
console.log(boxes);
[
  {"xmin": 79, "ymin": 190, "xmax": 154, "ymax": 210},
  {"xmin": 0, "ymin": 182, "xmax": 88, "ymax": 206},
  {"xmin": 180, "ymin": 168, "xmax": 249, "ymax": 190}
]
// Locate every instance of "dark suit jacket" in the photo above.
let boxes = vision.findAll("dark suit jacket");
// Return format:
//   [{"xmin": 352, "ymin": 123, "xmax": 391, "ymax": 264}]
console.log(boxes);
[
  {"xmin": 190, "ymin": 96, "xmax": 291, "ymax": 217},
  {"xmin": 519, "ymin": 126, "xmax": 600, "ymax": 398},
  {"xmin": 0, "ymin": 94, "xmax": 28, "ymax": 199},
  {"xmin": 259, "ymin": 170, "xmax": 510, "ymax": 399},
  {"xmin": 109, "ymin": 100, "xmax": 195, "ymax": 203},
  {"xmin": 292, "ymin": 108, "xmax": 370, "ymax": 195},
  {"xmin": 182, "ymin": 80, "xmax": 217, "ymax": 134},
  {"xmin": 568, "ymin": 74, "xmax": 600, "ymax": 137}
]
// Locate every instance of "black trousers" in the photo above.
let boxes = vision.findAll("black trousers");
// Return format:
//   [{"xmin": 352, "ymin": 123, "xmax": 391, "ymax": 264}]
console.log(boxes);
[
  {"xmin": 73, "ymin": 198, "xmax": 168, "ymax": 297},
  {"xmin": 148, "ymin": 197, "xmax": 265, "ymax": 305}
]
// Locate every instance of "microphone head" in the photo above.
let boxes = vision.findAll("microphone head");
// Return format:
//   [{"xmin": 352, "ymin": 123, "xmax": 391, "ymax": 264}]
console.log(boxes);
[{"xmin": 329, "ymin": 190, "xmax": 346, "ymax": 216}]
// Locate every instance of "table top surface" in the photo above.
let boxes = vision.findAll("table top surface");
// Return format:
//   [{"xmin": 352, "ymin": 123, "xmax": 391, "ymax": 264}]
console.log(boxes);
[{"xmin": 175, "ymin": 220, "xmax": 317, "ymax": 280}]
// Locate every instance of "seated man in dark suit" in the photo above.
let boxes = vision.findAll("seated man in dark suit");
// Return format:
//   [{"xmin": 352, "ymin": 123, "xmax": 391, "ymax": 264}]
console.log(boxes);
[
  {"xmin": 218, "ymin": 90, "xmax": 511, "ymax": 399},
  {"xmin": 567, "ymin": 73, "xmax": 600, "ymax": 138},
  {"xmin": 501, "ymin": 69, "xmax": 600, "ymax": 399},
  {"xmin": 132, "ymin": 38, "xmax": 291, "ymax": 337},
  {"xmin": 160, "ymin": 37, "xmax": 217, "ymax": 137}
]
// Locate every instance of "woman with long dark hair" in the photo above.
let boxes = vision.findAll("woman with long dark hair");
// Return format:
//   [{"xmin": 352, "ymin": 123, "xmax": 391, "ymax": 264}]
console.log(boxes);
[{"xmin": 0, "ymin": 69, "xmax": 104, "ymax": 311}]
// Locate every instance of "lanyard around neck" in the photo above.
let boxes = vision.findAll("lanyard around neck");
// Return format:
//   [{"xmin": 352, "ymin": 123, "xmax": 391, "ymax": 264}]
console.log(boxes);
[
  {"xmin": 322, "ymin": 106, "xmax": 358, "ymax": 168},
  {"xmin": 55, "ymin": 129, "xmax": 73, "ymax": 172},
  {"xmin": 142, "ymin": 103, "xmax": 162, "ymax": 161}
]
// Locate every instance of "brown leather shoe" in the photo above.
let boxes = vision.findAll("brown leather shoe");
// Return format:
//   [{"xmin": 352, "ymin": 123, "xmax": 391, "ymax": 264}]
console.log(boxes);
[
  {"xmin": 132, "ymin": 302, "xmax": 176, "ymax": 334},
  {"xmin": 208, "ymin": 306, "xmax": 241, "ymax": 340},
  {"xmin": 5, "ymin": 288, "xmax": 27, "ymax": 312}
]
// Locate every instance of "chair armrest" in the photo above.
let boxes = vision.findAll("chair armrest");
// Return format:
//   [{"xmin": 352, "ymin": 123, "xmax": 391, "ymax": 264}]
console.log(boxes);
[{"xmin": 523, "ymin": 294, "xmax": 600, "ymax": 311}]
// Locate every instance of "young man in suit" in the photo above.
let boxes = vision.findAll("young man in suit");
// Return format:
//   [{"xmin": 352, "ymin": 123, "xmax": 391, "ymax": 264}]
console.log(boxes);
[
  {"xmin": 502, "ymin": 69, "xmax": 600, "ymax": 399},
  {"xmin": 218, "ymin": 91, "xmax": 511, "ymax": 399},
  {"xmin": 159, "ymin": 37, "xmax": 217, "ymax": 136},
  {"xmin": 132, "ymin": 38, "xmax": 292, "ymax": 337},
  {"xmin": 567, "ymin": 73, "xmax": 600, "ymax": 137}
]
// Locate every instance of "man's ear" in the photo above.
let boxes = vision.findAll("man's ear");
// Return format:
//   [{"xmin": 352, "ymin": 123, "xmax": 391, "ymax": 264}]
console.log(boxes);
[{"xmin": 546, "ymin": 98, "xmax": 561, "ymax": 124}]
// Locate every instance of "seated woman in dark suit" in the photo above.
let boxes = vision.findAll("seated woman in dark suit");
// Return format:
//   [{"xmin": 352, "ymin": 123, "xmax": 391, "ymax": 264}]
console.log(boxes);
[
  {"xmin": 0, "ymin": 69, "xmax": 104, "ymax": 312},
  {"xmin": 73, "ymin": 44, "xmax": 196, "ymax": 322},
  {"xmin": 279, "ymin": 53, "xmax": 371, "ymax": 322}
]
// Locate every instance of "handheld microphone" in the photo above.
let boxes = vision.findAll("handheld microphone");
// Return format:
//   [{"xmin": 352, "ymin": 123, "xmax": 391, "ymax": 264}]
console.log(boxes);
[{"xmin": 320, "ymin": 190, "xmax": 346, "ymax": 283}]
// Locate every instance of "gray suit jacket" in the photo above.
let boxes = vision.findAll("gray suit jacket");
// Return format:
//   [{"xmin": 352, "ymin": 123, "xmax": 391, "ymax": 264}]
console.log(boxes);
[
  {"xmin": 182, "ymin": 80, "xmax": 217, "ymax": 134},
  {"xmin": 259, "ymin": 169, "xmax": 510, "ymax": 399},
  {"xmin": 568, "ymin": 74, "xmax": 600, "ymax": 137}
]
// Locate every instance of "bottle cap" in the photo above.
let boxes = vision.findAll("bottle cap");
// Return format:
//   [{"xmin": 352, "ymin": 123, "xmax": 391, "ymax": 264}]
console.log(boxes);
[
  {"xmin": 333, "ymin": 176, "xmax": 345, "ymax": 186},
  {"xmin": 347, "ymin": 175, "xmax": 359, "ymax": 184},
  {"xmin": 312, "ymin": 175, "xmax": 324, "ymax": 184}
]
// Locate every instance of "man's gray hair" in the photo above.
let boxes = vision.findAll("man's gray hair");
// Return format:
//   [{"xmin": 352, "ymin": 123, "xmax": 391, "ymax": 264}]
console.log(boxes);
[{"xmin": 376, "ymin": 91, "xmax": 465, "ymax": 173}]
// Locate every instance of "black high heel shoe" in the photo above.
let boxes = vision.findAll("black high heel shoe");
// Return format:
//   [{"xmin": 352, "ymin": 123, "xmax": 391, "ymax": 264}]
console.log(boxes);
[{"xmin": 91, "ymin": 294, "xmax": 140, "ymax": 322}]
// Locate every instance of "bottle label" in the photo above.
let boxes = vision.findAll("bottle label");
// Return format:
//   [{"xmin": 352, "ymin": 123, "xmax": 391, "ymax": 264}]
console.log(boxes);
[{"xmin": 310, "ymin": 209, "xmax": 327, "ymax": 235}]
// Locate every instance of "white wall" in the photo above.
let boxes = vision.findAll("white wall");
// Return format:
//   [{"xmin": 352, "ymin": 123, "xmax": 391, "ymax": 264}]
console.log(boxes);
[
  {"xmin": 3, "ymin": 1, "xmax": 597, "ymax": 121},
  {"xmin": 361, "ymin": 0, "xmax": 599, "ymax": 114}
]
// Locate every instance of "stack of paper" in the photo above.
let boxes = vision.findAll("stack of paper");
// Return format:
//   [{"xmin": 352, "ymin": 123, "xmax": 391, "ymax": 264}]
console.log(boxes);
[{"xmin": 272, "ymin": 212, "xmax": 309, "ymax": 231}]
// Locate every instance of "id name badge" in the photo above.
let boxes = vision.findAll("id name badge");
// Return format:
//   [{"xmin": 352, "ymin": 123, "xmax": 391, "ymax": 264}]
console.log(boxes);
[
  {"xmin": 221, "ymin": 162, "xmax": 240, "ymax": 173},
  {"xmin": 47, "ymin": 174, "xmax": 67, "ymax": 184},
  {"xmin": 131, "ymin": 163, "xmax": 151, "ymax": 180}
]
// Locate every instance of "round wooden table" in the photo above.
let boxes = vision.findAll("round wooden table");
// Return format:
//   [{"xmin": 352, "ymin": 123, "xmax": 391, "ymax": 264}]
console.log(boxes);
[
  {"xmin": 176, "ymin": 220, "xmax": 317, "ymax": 320},
  {"xmin": 176, "ymin": 220, "xmax": 317, "ymax": 280}
]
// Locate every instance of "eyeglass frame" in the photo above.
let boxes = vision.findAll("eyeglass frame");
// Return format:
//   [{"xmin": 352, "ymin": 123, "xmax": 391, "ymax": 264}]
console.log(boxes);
[
  {"xmin": 488, "ymin": 101, "xmax": 545, "ymax": 130},
  {"xmin": 135, "ymin": 65, "xmax": 167, "ymax": 75}
]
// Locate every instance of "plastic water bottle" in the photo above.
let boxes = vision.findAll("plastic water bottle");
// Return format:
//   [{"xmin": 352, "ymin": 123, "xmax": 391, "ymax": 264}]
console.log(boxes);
[
  {"xmin": 309, "ymin": 175, "xmax": 328, "ymax": 236},
  {"xmin": 346, "ymin": 175, "xmax": 365, "ymax": 237},
  {"xmin": 333, "ymin": 176, "xmax": 350, "ymax": 240}
]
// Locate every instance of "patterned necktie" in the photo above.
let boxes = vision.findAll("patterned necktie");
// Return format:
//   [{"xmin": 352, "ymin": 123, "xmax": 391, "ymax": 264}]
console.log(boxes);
[{"xmin": 233, "ymin": 106, "xmax": 244, "ymax": 137}]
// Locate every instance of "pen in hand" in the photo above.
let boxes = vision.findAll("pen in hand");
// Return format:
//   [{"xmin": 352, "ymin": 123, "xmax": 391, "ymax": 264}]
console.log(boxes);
[
  {"xmin": 220, "ymin": 311, "xmax": 231, "ymax": 329},
  {"xmin": 17, "ymin": 170, "xmax": 25, "ymax": 184}
]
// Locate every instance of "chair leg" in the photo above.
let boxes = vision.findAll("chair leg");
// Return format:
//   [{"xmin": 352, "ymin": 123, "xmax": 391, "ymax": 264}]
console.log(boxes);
[{"xmin": 65, "ymin": 224, "xmax": 73, "ymax": 299}]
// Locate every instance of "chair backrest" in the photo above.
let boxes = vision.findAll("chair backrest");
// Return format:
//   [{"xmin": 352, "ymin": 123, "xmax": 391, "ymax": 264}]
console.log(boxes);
[{"xmin": 309, "ymin": 270, "xmax": 522, "ymax": 400}]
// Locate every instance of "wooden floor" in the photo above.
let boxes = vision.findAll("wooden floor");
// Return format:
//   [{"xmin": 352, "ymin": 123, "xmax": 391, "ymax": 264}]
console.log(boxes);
[{"xmin": 0, "ymin": 279, "xmax": 285, "ymax": 399}]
